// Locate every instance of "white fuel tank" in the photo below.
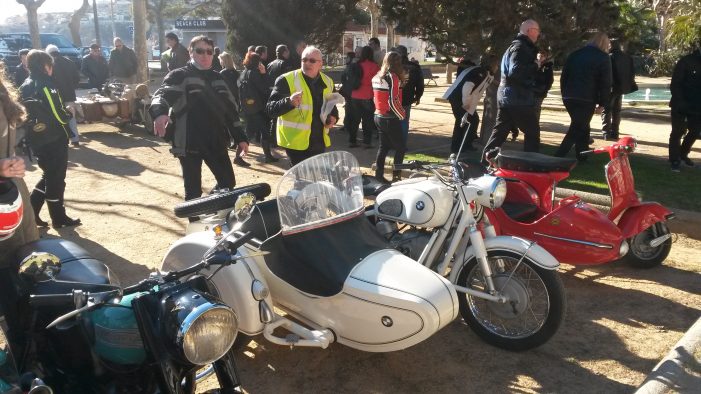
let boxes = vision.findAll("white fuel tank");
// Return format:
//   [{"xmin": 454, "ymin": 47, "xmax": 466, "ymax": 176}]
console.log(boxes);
[
  {"xmin": 258, "ymin": 248, "xmax": 459, "ymax": 352},
  {"xmin": 375, "ymin": 177, "xmax": 454, "ymax": 228},
  {"xmin": 160, "ymin": 232, "xmax": 269, "ymax": 336}
]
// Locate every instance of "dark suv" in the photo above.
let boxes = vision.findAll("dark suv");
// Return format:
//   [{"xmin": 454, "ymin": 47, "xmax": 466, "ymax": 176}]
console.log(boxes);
[{"xmin": 0, "ymin": 33, "xmax": 81, "ymax": 69}]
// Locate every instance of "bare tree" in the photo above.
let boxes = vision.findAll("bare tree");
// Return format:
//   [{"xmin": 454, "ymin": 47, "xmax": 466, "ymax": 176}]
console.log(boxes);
[
  {"xmin": 16, "ymin": 0, "xmax": 46, "ymax": 49},
  {"xmin": 68, "ymin": 0, "xmax": 90, "ymax": 46},
  {"xmin": 133, "ymin": 0, "xmax": 148, "ymax": 82}
]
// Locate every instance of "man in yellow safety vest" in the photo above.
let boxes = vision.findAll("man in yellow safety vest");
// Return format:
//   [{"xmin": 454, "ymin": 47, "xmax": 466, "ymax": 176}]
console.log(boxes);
[{"xmin": 266, "ymin": 46, "xmax": 339, "ymax": 166}]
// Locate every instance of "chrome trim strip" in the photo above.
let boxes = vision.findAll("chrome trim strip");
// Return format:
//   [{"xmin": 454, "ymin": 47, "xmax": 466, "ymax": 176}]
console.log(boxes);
[{"xmin": 533, "ymin": 232, "xmax": 614, "ymax": 249}]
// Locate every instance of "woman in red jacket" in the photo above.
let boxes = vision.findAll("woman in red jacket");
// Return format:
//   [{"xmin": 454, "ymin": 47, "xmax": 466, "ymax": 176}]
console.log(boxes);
[{"xmin": 372, "ymin": 51, "xmax": 406, "ymax": 183}]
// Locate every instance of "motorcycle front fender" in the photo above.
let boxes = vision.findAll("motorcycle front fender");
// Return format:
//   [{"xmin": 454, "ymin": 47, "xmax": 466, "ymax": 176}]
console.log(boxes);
[
  {"xmin": 448, "ymin": 235, "xmax": 560, "ymax": 284},
  {"xmin": 616, "ymin": 203, "xmax": 674, "ymax": 239}
]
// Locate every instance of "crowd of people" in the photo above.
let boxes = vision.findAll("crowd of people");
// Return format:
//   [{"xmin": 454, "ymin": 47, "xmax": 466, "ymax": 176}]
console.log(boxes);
[{"xmin": 0, "ymin": 24, "xmax": 699, "ymax": 237}]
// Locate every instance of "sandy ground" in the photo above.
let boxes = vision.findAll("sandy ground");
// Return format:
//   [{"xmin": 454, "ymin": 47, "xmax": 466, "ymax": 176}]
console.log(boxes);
[{"xmin": 21, "ymin": 77, "xmax": 701, "ymax": 393}]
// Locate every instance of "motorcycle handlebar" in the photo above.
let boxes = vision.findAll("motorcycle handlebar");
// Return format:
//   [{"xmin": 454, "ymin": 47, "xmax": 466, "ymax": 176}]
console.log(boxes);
[
  {"xmin": 164, "ymin": 231, "xmax": 255, "ymax": 282},
  {"xmin": 29, "ymin": 293, "xmax": 75, "ymax": 307},
  {"xmin": 394, "ymin": 161, "xmax": 429, "ymax": 170}
]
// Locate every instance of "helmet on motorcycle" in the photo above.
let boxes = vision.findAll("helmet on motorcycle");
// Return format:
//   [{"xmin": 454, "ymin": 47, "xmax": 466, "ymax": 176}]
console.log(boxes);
[{"xmin": 0, "ymin": 180, "xmax": 23, "ymax": 241}]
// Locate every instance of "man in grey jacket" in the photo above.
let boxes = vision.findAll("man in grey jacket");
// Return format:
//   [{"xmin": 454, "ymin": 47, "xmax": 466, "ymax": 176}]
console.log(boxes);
[{"xmin": 109, "ymin": 37, "xmax": 138, "ymax": 84}]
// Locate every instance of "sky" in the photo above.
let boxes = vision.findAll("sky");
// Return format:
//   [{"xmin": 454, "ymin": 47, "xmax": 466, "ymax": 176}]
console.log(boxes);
[{"xmin": 6, "ymin": 0, "xmax": 87, "ymax": 19}]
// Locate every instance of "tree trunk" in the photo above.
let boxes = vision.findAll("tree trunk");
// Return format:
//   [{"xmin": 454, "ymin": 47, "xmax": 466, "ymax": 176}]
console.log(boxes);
[
  {"xmin": 385, "ymin": 21, "xmax": 395, "ymax": 51},
  {"xmin": 27, "ymin": 6, "xmax": 41, "ymax": 48},
  {"xmin": 92, "ymin": 0, "xmax": 101, "ymax": 46},
  {"xmin": 17, "ymin": 0, "xmax": 45, "ymax": 48},
  {"xmin": 133, "ymin": 0, "xmax": 148, "ymax": 82},
  {"xmin": 156, "ymin": 13, "xmax": 165, "ymax": 53},
  {"xmin": 69, "ymin": 0, "xmax": 90, "ymax": 47}
]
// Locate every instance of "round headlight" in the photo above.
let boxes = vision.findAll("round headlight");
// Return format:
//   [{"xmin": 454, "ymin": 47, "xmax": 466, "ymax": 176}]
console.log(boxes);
[
  {"xmin": 180, "ymin": 304, "xmax": 238, "ymax": 365},
  {"xmin": 491, "ymin": 178, "xmax": 507, "ymax": 209}
]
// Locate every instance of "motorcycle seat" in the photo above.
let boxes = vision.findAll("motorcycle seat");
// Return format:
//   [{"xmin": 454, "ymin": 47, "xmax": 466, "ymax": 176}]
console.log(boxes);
[
  {"xmin": 259, "ymin": 214, "xmax": 389, "ymax": 297},
  {"xmin": 15, "ymin": 238, "xmax": 120, "ymax": 295},
  {"xmin": 497, "ymin": 151, "xmax": 577, "ymax": 173}
]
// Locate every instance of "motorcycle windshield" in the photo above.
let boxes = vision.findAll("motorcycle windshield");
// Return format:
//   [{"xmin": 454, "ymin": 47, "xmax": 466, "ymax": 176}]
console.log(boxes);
[{"xmin": 276, "ymin": 151, "xmax": 364, "ymax": 235}]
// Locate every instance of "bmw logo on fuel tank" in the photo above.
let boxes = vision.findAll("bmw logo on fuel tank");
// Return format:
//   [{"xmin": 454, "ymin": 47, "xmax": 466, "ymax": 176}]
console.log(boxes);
[{"xmin": 416, "ymin": 201, "xmax": 425, "ymax": 210}]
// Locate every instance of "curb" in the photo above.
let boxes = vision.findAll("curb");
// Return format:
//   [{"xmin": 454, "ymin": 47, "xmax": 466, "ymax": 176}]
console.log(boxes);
[
  {"xmin": 635, "ymin": 316, "xmax": 701, "ymax": 394},
  {"xmin": 432, "ymin": 98, "xmax": 670, "ymax": 121}
]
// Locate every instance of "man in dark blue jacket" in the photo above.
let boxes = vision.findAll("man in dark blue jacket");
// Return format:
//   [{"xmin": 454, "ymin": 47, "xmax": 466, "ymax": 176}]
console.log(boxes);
[
  {"xmin": 481, "ymin": 19, "xmax": 541, "ymax": 164},
  {"xmin": 555, "ymin": 32, "xmax": 612, "ymax": 161},
  {"xmin": 602, "ymin": 39, "xmax": 636, "ymax": 140},
  {"xmin": 668, "ymin": 44, "xmax": 701, "ymax": 172}
]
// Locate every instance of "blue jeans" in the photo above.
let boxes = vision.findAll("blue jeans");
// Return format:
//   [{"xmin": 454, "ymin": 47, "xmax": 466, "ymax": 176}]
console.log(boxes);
[{"xmin": 400, "ymin": 105, "xmax": 411, "ymax": 141}]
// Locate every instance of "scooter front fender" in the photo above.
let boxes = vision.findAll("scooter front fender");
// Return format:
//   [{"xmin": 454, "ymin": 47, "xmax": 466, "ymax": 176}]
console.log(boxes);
[
  {"xmin": 449, "ymin": 236, "xmax": 560, "ymax": 284},
  {"xmin": 617, "ymin": 203, "xmax": 674, "ymax": 239}
]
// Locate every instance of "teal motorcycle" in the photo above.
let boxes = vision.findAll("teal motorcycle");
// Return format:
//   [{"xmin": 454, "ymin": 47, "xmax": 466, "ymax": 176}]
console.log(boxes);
[{"xmin": 0, "ymin": 228, "xmax": 254, "ymax": 393}]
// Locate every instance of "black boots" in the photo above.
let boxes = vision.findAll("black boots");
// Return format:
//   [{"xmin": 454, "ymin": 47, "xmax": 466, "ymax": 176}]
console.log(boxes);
[
  {"xmin": 47, "ymin": 200, "xmax": 81, "ymax": 229},
  {"xmin": 30, "ymin": 191, "xmax": 49, "ymax": 227}
]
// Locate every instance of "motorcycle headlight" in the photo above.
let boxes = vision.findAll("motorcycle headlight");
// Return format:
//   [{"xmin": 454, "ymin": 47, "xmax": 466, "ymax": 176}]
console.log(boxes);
[
  {"xmin": 178, "ymin": 303, "xmax": 238, "ymax": 365},
  {"xmin": 491, "ymin": 178, "xmax": 507, "ymax": 209},
  {"xmin": 471, "ymin": 175, "xmax": 507, "ymax": 209}
]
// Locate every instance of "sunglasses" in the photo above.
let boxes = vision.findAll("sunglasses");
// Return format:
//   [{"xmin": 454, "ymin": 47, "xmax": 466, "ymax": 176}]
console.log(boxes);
[
  {"xmin": 194, "ymin": 48, "xmax": 214, "ymax": 55},
  {"xmin": 302, "ymin": 58, "xmax": 320, "ymax": 64}
]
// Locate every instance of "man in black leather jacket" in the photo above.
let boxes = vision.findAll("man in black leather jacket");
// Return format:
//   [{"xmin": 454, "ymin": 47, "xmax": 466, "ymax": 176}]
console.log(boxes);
[
  {"xmin": 150, "ymin": 36, "xmax": 249, "ymax": 203},
  {"xmin": 20, "ymin": 50, "xmax": 80, "ymax": 229},
  {"xmin": 669, "ymin": 45, "xmax": 701, "ymax": 172},
  {"xmin": 555, "ymin": 32, "xmax": 612, "ymax": 161},
  {"xmin": 481, "ymin": 19, "xmax": 541, "ymax": 164}
]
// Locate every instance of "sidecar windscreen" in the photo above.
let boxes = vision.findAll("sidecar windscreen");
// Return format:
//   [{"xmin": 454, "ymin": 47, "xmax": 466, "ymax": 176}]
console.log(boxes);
[{"xmin": 277, "ymin": 151, "xmax": 364, "ymax": 235}]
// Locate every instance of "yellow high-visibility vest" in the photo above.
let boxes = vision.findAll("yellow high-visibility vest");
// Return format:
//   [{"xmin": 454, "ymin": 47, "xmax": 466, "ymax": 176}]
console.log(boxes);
[{"xmin": 276, "ymin": 70, "xmax": 333, "ymax": 150}]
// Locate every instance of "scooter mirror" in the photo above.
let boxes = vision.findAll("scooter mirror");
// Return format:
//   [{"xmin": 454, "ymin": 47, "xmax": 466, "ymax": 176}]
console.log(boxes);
[
  {"xmin": 233, "ymin": 192, "xmax": 257, "ymax": 224},
  {"xmin": 18, "ymin": 252, "xmax": 61, "ymax": 282}
]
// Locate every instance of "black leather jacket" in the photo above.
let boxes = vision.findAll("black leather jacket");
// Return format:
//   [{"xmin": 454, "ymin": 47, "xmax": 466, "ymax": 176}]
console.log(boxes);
[
  {"xmin": 149, "ymin": 62, "xmax": 247, "ymax": 157},
  {"xmin": 669, "ymin": 49, "xmax": 701, "ymax": 114}
]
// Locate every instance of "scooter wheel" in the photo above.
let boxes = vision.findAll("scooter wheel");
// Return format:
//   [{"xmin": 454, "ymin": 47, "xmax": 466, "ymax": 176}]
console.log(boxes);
[{"xmin": 625, "ymin": 222, "xmax": 672, "ymax": 268}]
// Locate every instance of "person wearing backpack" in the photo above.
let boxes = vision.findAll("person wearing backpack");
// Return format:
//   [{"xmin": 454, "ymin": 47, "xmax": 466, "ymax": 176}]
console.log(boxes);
[
  {"xmin": 19, "ymin": 50, "xmax": 80, "ymax": 229},
  {"xmin": 347, "ymin": 46, "xmax": 379, "ymax": 148},
  {"xmin": 239, "ymin": 52, "xmax": 280, "ymax": 163}
]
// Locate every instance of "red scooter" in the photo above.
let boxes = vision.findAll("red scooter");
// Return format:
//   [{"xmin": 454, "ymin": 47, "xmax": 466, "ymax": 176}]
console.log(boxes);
[{"xmin": 483, "ymin": 137, "xmax": 675, "ymax": 268}]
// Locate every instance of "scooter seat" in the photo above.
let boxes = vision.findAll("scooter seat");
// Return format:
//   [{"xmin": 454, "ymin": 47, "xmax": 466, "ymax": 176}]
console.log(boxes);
[
  {"xmin": 15, "ymin": 238, "xmax": 120, "ymax": 295},
  {"xmin": 497, "ymin": 150, "xmax": 577, "ymax": 173}
]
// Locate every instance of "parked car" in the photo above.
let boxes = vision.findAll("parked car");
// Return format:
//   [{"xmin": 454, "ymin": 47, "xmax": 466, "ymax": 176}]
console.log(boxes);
[{"xmin": 0, "ymin": 33, "xmax": 82, "ymax": 68}]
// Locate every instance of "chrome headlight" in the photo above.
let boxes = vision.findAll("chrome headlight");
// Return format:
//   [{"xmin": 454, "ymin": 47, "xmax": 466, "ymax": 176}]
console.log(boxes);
[
  {"xmin": 178, "ymin": 303, "xmax": 238, "ymax": 365},
  {"xmin": 471, "ymin": 175, "xmax": 507, "ymax": 209}
]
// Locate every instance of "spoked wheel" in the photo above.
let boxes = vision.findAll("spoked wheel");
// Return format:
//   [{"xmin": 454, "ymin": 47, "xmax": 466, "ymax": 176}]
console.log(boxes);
[
  {"xmin": 456, "ymin": 249, "xmax": 566, "ymax": 351},
  {"xmin": 625, "ymin": 222, "xmax": 672, "ymax": 268}
]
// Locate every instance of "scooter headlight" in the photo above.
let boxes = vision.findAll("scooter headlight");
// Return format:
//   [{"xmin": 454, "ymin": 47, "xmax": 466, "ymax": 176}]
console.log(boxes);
[
  {"xmin": 178, "ymin": 303, "xmax": 238, "ymax": 365},
  {"xmin": 471, "ymin": 175, "xmax": 507, "ymax": 209}
]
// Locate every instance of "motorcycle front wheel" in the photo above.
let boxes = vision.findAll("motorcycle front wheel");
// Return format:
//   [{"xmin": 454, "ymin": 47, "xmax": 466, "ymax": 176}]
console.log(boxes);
[
  {"xmin": 625, "ymin": 222, "xmax": 672, "ymax": 268},
  {"xmin": 455, "ymin": 249, "xmax": 566, "ymax": 351}
]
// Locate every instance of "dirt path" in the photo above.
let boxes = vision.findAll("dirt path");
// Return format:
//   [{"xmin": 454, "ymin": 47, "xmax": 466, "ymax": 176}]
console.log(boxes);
[{"xmin": 21, "ymin": 84, "xmax": 700, "ymax": 392}]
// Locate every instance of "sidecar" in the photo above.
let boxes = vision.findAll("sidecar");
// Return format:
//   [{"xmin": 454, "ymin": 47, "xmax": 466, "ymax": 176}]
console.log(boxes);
[{"xmin": 163, "ymin": 152, "xmax": 458, "ymax": 352}]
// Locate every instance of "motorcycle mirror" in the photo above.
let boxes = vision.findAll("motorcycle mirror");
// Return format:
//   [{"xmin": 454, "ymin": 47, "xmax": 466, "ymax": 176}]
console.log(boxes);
[
  {"xmin": 18, "ymin": 252, "xmax": 61, "ymax": 282},
  {"xmin": 233, "ymin": 192, "xmax": 257, "ymax": 225}
]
